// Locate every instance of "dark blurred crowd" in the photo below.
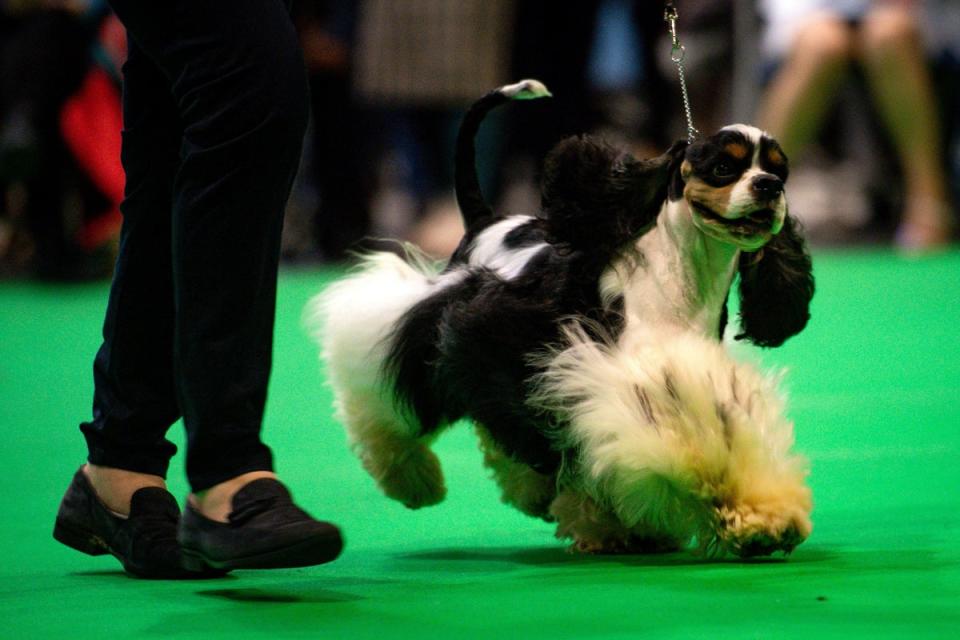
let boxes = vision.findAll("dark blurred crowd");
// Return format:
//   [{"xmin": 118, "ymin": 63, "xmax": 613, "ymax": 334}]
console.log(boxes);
[{"xmin": 1, "ymin": 0, "xmax": 958, "ymax": 279}]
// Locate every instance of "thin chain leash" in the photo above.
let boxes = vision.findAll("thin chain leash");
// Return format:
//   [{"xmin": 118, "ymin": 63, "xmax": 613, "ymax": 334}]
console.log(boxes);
[{"xmin": 664, "ymin": 1, "xmax": 699, "ymax": 143}]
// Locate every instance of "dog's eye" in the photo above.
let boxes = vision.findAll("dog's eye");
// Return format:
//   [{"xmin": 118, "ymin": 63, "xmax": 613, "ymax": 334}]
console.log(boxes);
[{"xmin": 713, "ymin": 162, "xmax": 735, "ymax": 179}]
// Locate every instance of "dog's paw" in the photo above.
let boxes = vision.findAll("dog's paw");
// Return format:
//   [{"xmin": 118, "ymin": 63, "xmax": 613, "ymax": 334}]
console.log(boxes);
[
  {"xmin": 551, "ymin": 490, "xmax": 627, "ymax": 551},
  {"xmin": 568, "ymin": 534, "xmax": 682, "ymax": 555},
  {"xmin": 569, "ymin": 538, "xmax": 618, "ymax": 555},
  {"xmin": 624, "ymin": 534, "xmax": 684, "ymax": 554},
  {"xmin": 714, "ymin": 502, "xmax": 811, "ymax": 558},
  {"xmin": 725, "ymin": 526, "xmax": 806, "ymax": 558},
  {"xmin": 367, "ymin": 444, "xmax": 447, "ymax": 509}
]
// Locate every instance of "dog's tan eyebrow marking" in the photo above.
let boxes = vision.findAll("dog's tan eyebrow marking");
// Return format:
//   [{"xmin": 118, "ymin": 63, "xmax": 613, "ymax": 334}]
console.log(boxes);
[
  {"xmin": 766, "ymin": 146, "xmax": 785, "ymax": 166},
  {"xmin": 724, "ymin": 143, "xmax": 749, "ymax": 160}
]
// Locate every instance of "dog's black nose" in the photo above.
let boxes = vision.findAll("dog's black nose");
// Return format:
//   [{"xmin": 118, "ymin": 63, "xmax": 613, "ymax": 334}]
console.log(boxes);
[{"xmin": 752, "ymin": 174, "xmax": 783, "ymax": 199}]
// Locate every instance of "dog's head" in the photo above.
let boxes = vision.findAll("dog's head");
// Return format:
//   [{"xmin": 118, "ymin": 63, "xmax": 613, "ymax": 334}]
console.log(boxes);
[
  {"xmin": 668, "ymin": 125, "xmax": 813, "ymax": 347},
  {"xmin": 669, "ymin": 125, "xmax": 788, "ymax": 252},
  {"xmin": 539, "ymin": 126, "xmax": 812, "ymax": 347}
]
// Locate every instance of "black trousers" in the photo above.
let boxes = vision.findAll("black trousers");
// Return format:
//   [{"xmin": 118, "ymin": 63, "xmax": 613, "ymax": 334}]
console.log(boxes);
[{"xmin": 80, "ymin": 0, "xmax": 309, "ymax": 491}]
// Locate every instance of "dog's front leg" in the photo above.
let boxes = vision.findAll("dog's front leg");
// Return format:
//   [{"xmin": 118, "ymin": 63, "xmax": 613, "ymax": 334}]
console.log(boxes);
[
  {"xmin": 549, "ymin": 489, "xmax": 683, "ymax": 554},
  {"xmin": 475, "ymin": 425, "xmax": 556, "ymax": 520}
]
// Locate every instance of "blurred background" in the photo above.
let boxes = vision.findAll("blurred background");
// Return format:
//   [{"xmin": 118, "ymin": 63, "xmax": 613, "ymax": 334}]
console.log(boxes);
[{"xmin": 0, "ymin": 0, "xmax": 957, "ymax": 280}]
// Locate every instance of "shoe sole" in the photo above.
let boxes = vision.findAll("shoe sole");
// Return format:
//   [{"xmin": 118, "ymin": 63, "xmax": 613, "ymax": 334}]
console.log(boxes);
[
  {"xmin": 54, "ymin": 517, "xmax": 230, "ymax": 579},
  {"xmin": 180, "ymin": 531, "xmax": 343, "ymax": 572},
  {"xmin": 53, "ymin": 518, "xmax": 110, "ymax": 556}
]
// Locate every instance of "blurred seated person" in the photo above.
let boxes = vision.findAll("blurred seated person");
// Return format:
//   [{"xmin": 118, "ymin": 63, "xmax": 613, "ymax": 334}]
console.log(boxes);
[{"xmin": 758, "ymin": 0, "xmax": 954, "ymax": 249}]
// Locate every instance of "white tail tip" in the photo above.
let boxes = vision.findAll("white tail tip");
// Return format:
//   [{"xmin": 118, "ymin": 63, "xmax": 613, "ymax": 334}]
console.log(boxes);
[{"xmin": 499, "ymin": 79, "xmax": 552, "ymax": 100}]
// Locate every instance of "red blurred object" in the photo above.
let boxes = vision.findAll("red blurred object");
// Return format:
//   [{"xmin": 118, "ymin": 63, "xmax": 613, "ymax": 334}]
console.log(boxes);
[{"xmin": 59, "ymin": 15, "xmax": 128, "ymax": 252}]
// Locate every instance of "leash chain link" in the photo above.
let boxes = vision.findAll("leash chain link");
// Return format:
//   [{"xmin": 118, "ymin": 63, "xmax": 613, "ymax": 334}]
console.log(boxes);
[{"xmin": 664, "ymin": 2, "xmax": 699, "ymax": 142}]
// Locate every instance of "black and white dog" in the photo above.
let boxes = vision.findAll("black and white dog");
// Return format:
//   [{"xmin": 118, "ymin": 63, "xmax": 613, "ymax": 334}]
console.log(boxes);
[{"xmin": 310, "ymin": 80, "xmax": 815, "ymax": 558}]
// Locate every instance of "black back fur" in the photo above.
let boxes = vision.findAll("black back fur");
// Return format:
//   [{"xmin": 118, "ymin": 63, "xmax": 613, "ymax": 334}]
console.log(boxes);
[{"xmin": 386, "ymin": 132, "xmax": 684, "ymax": 473}]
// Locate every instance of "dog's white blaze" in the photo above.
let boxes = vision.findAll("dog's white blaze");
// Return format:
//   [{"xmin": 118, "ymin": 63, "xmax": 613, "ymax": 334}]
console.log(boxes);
[
  {"xmin": 601, "ymin": 200, "xmax": 738, "ymax": 338},
  {"xmin": 468, "ymin": 215, "xmax": 547, "ymax": 280},
  {"xmin": 728, "ymin": 167, "xmax": 767, "ymax": 216},
  {"xmin": 720, "ymin": 124, "xmax": 772, "ymax": 210},
  {"xmin": 720, "ymin": 123, "xmax": 764, "ymax": 152}
]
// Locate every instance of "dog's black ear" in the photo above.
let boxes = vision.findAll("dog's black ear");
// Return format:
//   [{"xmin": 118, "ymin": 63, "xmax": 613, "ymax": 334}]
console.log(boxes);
[
  {"xmin": 667, "ymin": 139, "xmax": 689, "ymax": 201},
  {"xmin": 638, "ymin": 138, "xmax": 688, "ymax": 214},
  {"xmin": 541, "ymin": 136, "xmax": 688, "ymax": 254},
  {"xmin": 736, "ymin": 213, "xmax": 814, "ymax": 347}
]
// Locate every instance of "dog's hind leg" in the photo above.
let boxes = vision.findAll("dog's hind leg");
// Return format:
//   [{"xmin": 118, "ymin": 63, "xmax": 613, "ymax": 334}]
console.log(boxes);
[
  {"xmin": 550, "ymin": 489, "xmax": 632, "ymax": 553},
  {"xmin": 309, "ymin": 251, "xmax": 451, "ymax": 508},
  {"xmin": 475, "ymin": 425, "xmax": 556, "ymax": 520},
  {"xmin": 337, "ymin": 391, "xmax": 446, "ymax": 509}
]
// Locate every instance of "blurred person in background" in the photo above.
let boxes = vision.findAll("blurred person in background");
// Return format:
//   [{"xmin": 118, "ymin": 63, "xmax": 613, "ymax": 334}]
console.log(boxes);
[
  {"xmin": 0, "ymin": 0, "xmax": 122, "ymax": 279},
  {"xmin": 341, "ymin": 0, "xmax": 738, "ymax": 258},
  {"xmin": 757, "ymin": 0, "xmax": 955, "ymax": 249},
  {"xmin": 286, "ymin": 0, "xmax": 374, "ymax": 263},
  {"xmin": 922, "ymin": 0, "xmax": 960, "ymax": 226},
  {"xmin": 505, "ymin": 0, "xmax": 735, "ymax": 179},
  {"xmin": 628, "ymin": 0, "xmax": 735, "ymax": 153},
  {"xmin": 349, "ymin": 0, "xmax": 514, "ymax": 258}
]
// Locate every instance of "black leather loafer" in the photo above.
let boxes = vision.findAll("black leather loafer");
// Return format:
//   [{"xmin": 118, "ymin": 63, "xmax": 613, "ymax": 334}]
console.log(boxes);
[
  {"xmin": 178, "ymin": 478, "xmax": 343, "ymax": 571},
  {"xmin": 53, "ymin": 467, "xmax": 226, "ymax": 579}
]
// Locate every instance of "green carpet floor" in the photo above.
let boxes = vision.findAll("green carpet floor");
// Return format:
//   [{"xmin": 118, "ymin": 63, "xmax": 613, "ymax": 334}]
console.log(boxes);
[{"xmin": 1, "ymin": 248, "xmax": 958, "ymax": 639}]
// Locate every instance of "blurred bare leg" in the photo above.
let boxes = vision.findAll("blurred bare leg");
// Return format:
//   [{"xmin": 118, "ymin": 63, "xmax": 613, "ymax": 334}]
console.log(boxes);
[
  {"xmin": 759, "ymin": 14, "xmax": 854, "ymax": 158},
  {"xmin": 859, "ymin": 5, "xmax": 953, "ymax": 248}
]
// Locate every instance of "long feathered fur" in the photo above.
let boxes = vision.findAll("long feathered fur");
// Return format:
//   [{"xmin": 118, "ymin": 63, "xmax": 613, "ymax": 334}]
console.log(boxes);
[
  {"xmin": 529, "ymin": 325, "xmax": 811, "ymax": 555},
  {"xmin": 736, "ymin": 214, "xmax": 815, "ymax": 347}
]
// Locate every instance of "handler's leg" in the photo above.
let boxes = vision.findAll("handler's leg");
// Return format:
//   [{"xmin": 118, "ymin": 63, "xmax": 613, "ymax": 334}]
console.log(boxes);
[
  {"xmin": 54, "ymin": 41, "xmax": 204, "ymax": 579},
  {"xmin": 107, "ymin": 0, "xmax": 341, "ymax": 569},
  {"xmin": 79, "ymin": 39, "xmax": 183, "ymax": 512}
]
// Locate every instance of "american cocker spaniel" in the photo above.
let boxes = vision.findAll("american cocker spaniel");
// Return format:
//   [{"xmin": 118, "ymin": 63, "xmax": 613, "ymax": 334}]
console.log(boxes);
[{"xmin": 310, "ymin": 80, "xmax": 815, "ymax": 558}]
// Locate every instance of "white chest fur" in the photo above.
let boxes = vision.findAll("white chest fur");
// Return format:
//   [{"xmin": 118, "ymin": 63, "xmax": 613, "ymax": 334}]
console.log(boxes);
[{"xmin": 600, "ymin": 200, "xmax": 739, "ymax": 341}]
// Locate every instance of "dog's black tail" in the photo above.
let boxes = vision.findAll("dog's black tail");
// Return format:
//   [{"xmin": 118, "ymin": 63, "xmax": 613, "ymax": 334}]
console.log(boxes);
[{"xmin": 455, "ymin": 79, "xmax": 552, "ymax": 230}]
